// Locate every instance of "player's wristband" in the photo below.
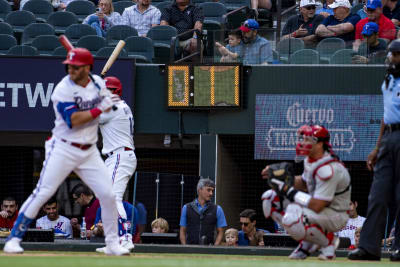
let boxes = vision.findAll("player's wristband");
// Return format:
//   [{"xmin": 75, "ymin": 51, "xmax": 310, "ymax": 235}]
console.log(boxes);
[
  {"xmin": 286, "ymin": 187, "xmax": 311, "ymax": 207},
  {"xmin": 90, "ymin": 108, "xmax": 102, "ymax": 119}
]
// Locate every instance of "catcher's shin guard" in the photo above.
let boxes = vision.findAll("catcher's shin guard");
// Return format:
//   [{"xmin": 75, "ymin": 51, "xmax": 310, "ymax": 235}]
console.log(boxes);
[{"xmin": 282, "ymin": 204, "xmax": 306, "ymax": 241}]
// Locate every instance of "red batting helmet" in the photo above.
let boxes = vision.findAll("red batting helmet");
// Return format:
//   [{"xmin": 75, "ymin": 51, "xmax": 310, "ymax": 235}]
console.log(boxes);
[
  {"xmin": 295, "ymin": 125, "xmax": 330, "ymax": 156},
  {"xmin": 104, "ymin": 76, "xmax": 122, "ymax": 97},
  {"xmin": 63, "ymin": 48, "xmax": 94, "ymax": 66}
]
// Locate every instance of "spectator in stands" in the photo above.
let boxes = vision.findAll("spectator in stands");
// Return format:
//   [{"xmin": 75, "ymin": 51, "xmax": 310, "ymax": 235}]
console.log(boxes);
[
  {"xmin": 239, "ymin": 19, "xmax": 273, "ymax": 64},
  {"xmin": 151, "ymin": 217, "xmax": 169, "ymax": 233},
  {"xmin": 160, "ymin": 0, "xmax": 204, "ymax": 55},
  {"xmin": 250, "ymin": 0, "xmax": 272, "ymax": 18},
  {"xmin": 353, "ymin": 0, "xmax": 395, "ymax": 51},
  {"xmin": 51, "ymin": 0, "xmax": 73, "ymax": 11},
  {"xmin": 93, "ymin": 201, "xmax": 138, "ymax": 251},
  {"xmin": 338, "ymin": 200, "xmax": 366, "ymax": 247},
  {"xmin": 315, "ymin": 0, "xmax": 361, "ymax": 44},
  {"xmin": 354, "ymin": 227, "xmax": 362, "ymax": 248},
  {"xmin": 121, "ymin": 0, "xmax": 161, "ymax": 37},
  {"xmin": 0, "ymin": 197, "xmax": 18, "ymax": 229},
  {"xmin": 238, "ymin": 209, "xmax": 266, "ymax": 246},
  {"xmin": 83, "ymin": 0, "xmax": 123, "ymax": 38},
  {"xmin": 282, "ymin": 0, "xmax": 325, "ymax": 47},
  {"xmin": 352, "ymin": 22, "xmax": 388, "ymax": 64},
  {"xmin": 179, "ymin": 178, "xmax": 227, "ymax": 245},
  {"xmin": 316, "ymin": 0, "xmax": 334, "ymax": 17},
  {"xmin": 215, "ymin": 29, "xmax": 243, "ymax": 62},
  {"xmin": 383, "ymin": 0, "xmax": 400, "ymax": 26},
  {"xmin": 134, "ymin": 202, "xmax": 147, "ymax": 243},
  {"xmin": 224, "ymin": 228, "xmax": 239, "ymax": 246},
  {"xmin": 36, "ymin": 197, "xmax": 72, "ymax": 238},
  {"xmin": 70, "ymin": 184, "xmax": 100, "ymax": 238}
]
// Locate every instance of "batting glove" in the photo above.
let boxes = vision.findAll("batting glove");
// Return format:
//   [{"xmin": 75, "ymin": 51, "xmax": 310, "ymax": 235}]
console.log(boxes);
[
  {"xmin": 98, "ymin": 96, "xmax": 113, "ymax": 112},
  {"xmin": 99, "ymin": 87, "xmax": 112, "ymax": 98}
]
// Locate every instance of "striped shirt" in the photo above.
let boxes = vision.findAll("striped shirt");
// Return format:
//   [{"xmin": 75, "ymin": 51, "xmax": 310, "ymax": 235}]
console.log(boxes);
[
  {"xmin": 121, "ymin": 4, "xmax": 161, "ymax": 36},
  {"xmin": 241, "ymin": 35, "xmax": 272, "ymax": 65}
]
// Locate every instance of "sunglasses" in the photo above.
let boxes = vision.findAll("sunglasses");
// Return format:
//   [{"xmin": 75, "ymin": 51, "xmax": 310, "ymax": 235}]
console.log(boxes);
[
  {"xmin": 304, "ymin": 5, "xmax": 316, "ymax": 10},
  {"xmin": 240, "ymin": 222, "xmax": 249, "ymax": 226},
  {"xmin": 366, "ymin": 8, "xmax": 376, "ymax": 12}
]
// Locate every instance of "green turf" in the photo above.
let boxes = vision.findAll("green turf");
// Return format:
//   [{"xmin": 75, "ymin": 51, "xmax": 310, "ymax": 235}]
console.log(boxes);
[{"xmin": 0, "ymin": 253, "xmax": 396, "ymax": 267}]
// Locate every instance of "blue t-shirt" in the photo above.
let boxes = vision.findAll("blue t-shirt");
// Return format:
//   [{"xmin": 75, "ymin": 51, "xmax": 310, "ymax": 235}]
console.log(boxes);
[
  {"xmin": 179, "ymin": 199, "xmax": 227, "ymax": 228},
  {"xmin": 321, "ymin": 13, "xmax": 361, "ymax": 42},
  {"xmin": 238, "ymin": 228, "xmax": 269, "ymax": 246},
  {"xmin": 382, "ymin": 75, "xmax": 400, "ymax": 124},
  {"xmin": 135, "ymin": 202, "xmax": 147, "ymax": 225},
  {"xmin": 357, "ymin": 9, "xmax": 367, "ymax": 19},
  {"xmin": 316, "ymin": 6, "xmax": 334, "ymax": 16},
  {"xmin": 95, "ymin": 201, "xmax": 139, "ymax": 236}
]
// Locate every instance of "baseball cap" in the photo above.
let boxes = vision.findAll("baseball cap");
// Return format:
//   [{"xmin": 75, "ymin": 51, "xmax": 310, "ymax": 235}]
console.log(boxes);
[
  {"xmin": 300, "ymin": 0, "xmax": 316, "ymax": 7},
  {"xmin": 362, "ymin": 22, "xmax": 379, "ymax": 36},
  {"xmin": 239, "ymin": 19, "xmax": 259, "ymax": 32},
  {"xmin": 366, "ymin": 0, "xmax": 382, "ymax": 9},
  {"xmin": 328, "ymin": 0, "xmax": 351, "ymax": 9}
]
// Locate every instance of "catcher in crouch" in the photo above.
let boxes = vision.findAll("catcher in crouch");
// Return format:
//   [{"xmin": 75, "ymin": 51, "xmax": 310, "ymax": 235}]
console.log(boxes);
[{"xmin": 261, "ymin": 125, "xmax": 351, "ymax": 260}]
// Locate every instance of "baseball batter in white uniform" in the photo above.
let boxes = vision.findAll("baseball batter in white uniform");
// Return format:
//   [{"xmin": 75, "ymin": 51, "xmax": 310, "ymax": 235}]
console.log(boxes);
[
  {"xmin": 4, "ymin": 48, "xmax": 129, "ymax": 256},
  {"xmin": 97, "ymin": 76, "xmax": 137, "ymax": 251},
  {"xmin": 261, "ymin": 125, "xmax": 351, "ymax": 260}
]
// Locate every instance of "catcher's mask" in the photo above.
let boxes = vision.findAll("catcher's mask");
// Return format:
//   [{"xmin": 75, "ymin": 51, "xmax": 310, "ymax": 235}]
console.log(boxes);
[{"xmin": 295, "ymin": 125, "xmax": 330, "ymax": 158}]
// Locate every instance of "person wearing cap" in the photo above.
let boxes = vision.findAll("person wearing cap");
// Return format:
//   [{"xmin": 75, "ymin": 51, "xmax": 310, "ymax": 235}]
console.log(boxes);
[
  {"xmin": 282, "ymin": 0, "xmax": 324, "ymax": 47},
  {"xmin": 352, "ymin": 22, "xmax": 387, "ymax": 63},
  {"xmin": 239, "ymin": 19, "xmax": 272, "ymax": 64},
  {"xmin": 383, "ymin": 0, "xmax": 400, "ymax": 26},
  {"xmin": 315, "ymin": 0, "xmax": 361, "ymax": 43},
  {"xmin": 160, "ymin": 0, "xmax": 204, "ymax": 56},
  {"xmin": 353, "ymin": 0, "xmax": 395, "ymax": 51},
  {"xmin": 348, "ymin": 39, "xmax": 400, "ymax": 262}
]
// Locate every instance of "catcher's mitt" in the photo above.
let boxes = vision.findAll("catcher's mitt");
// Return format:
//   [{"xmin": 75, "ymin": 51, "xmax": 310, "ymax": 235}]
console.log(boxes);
[{"xmin": 267, "ymin": 162, "xmax": 294, "ymax": 195}]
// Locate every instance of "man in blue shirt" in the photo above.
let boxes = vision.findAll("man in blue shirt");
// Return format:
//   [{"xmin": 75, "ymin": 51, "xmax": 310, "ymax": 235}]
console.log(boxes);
[
  {"xmin": 179, "ymin": 178, "xmax": 227, "ymax": 245},
  {"xmin": 239, "ymin": 19, "xmax": 273, "ymax": 65},
  {"xmin": 349, "ymin": 39, "xmax": 400, "ymax": 262},
  {"xmin": 238, "ymin": 209, "xmax": 268, "ymax": 246},
  {"xmin": 316, "ymin": 0, "xmax": 361, "ymax": 43}
]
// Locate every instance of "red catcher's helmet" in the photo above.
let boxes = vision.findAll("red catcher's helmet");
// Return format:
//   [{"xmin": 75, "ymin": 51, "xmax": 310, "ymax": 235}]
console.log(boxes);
[
  {"xmin": 104, "ymin": 76, "xmax": 122, "ymax": 97},
  {"xmin": 63, "ymin": 48, "xmax": 94, "ymax": 66},
  {"xmin": 295, "ymin": 125, "xmax": 330, "ymax": 156}
]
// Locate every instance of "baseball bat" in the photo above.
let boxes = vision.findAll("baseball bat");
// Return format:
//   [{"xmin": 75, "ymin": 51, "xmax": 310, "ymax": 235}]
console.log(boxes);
[
  {"xmin": 100, "ymin": 40, "xmax": 126, "ymax": 78},
  {"xmin": 58, "ymin": 35, "xmax": 74, "ymax": 52}
]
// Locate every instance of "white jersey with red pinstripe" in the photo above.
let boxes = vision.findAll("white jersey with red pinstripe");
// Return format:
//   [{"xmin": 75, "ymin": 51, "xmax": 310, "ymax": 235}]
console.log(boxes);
[{"xmin": 338, "ymin": 215, "xmax": 366, "ymax": 245}]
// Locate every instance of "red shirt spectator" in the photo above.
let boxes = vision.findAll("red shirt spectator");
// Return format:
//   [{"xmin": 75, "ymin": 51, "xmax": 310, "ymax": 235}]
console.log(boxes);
[
  {"xmin": 0, "ymin": 211, "xmax": 18, "ymax": 229},
  {"xmin": 0, "ymin": 197, "xmax": 19, "ymax": 229},
  {"xmin": 355, "ymin": 14, "xmax": 396, "ymax": 41},
  {"xmin": 84, "ymin": 198, "xmax": 100, "ymax": 230}
]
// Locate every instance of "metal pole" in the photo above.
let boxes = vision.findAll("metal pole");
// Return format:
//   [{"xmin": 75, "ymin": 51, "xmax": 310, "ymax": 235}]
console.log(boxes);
[
  {"xmin": 155, "ymin": 172, "xmax": 160, "ymax": 219},
  {"xmin": 130, "ymin": 172, "xmax": 138, "ymax": 235},
  {"xmin": 180, "ymin": 174, "xmax": 185, "ymax": 209}
]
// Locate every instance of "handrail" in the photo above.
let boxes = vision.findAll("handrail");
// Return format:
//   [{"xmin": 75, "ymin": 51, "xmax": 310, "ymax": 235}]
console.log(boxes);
[
  {"xmin": 222, "ymin": 5, "xmax": 248, "ymax": 20},
  {"xmin": 170, "ymin": 28, "xmax": 203, "ymax": 63}
]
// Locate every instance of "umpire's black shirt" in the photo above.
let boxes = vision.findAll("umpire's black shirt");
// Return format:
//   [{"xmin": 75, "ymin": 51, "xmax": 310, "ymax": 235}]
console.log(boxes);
[
  {"xmin": 161, "ymin": 2, "xmax": 204, "ymax": 41},
  {"xmin": 282, "ymin": 14, "xmax": 325, "ymax": 36}
]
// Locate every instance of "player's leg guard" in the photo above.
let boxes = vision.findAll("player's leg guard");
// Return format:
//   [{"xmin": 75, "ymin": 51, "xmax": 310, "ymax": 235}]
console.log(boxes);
[
  {"xmin": 289, "ymin": 241, "xmax": 319, "ymax": 260},
  {"xmin": 7, "ymin": 213, "xmax": 33, "ymax": 240},
  {"xmin": 304, "ymin": 224, "xmax": 333, "ymax": 247},
  {"xmin": 282, "ymin": 204, "xmax": 306, "ymax": 241},
  {"xmin": 261, "ymin": 189, "xmax": 287, "ymax": 224}
]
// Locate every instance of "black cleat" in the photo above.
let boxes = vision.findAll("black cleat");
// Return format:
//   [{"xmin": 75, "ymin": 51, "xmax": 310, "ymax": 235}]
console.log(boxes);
[
  {"xmin": 348, "ymin": 248, "xmax": 380, "ymax": 261},
  {"xmin": 390, "ymin": 250, "xmax": 400, "ymax": 261}
]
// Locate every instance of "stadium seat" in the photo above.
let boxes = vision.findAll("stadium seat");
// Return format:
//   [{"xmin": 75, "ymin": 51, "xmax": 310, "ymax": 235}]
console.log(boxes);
[
  {"xmin": 47, "ymin": 11, "xmax": 78, "ymax": 35},
  {"xmin": 5, "ymin": 10, "xmax": 36, "ymax": 33},
  {"xmin": 200, "ymin": 2, "xmax": 227, "ymax": 24},
  {"xmin": 192, "ymin": 0, "xmax": 205, "ymax": 5},
  {"xmin": 113, "ymin": 1, "xmax": 135, "ymax": 15},
  {"xmin": 316, "ymin": 37, "xmax": 346, "ymax": 64},
  {"xmin": 351, "ymin": 3, "xmax": 364, "ymax": 14},
  {"xmin": 106, "ymin": 24, "xmax": 138, "ymax": 47},
  {"xmin": 7, "ymin": 44, "xmax": 39, "ymax": 56},
  {"xmin": 22, "ymin": 0, "xmax": 53, "ymax": 23},
  {"xmin": 220, "ymin": 0, "xmax": 250, "ymax": 11},
  {"xmin": 203, "ymin": 20, "xmax": 224, "ymax": 59},
  {"xmin": 147, "ymin": 25, "xmax": 177, "ymax": 63},
  {"xmin": 276, "ymin": 38, "xmax": 304, "ymax": 63},
  {"xmin": 152, "ymin": 0, "xmax": 167, "ymax": 5},
  {"xmin": 66, "ymin": 0, "xmax": 96, "ymax": 23},
  {"xmin": 52, "ymin": 46, "xmax": 68, "ymax": 56},
  {"xmin": 289, "ymin": 49, "xmax": 319, "ymax": 64},
  {"xmin": 96, "ymin": 46, "xmax": 128, "ymax": 58},
  {"xmin": 0, "ymin": 21, "xmax": 13, "ymax": 35},
  {"xmin": 330, "ymin": 49, "xmax": 354, "ymax": 64},
  {"xmin": 76, "ymin": 35, "xmax": 106, "ymax": 54},
  {"xmin": 0, "ymin": 34, "xmax": 17, "ymax": 54},
  {"xmin": 125, "ymin": 36, "xmax": 154, "ymax": 62},
  {"xmin": 272, "ymin": 49, "xmax": 279, "ymax": 61},
  {"xmin": 65, "ymin": 23, "xmax": 97, "ymax": 45},
  {"xmin": 0, "ymin": 0, "xmax": 11, "ymax": 23},
  {"xmin": 31, "ymin": 34, "xmax": 60, "ymax": 56},
  {"xmin": 21, "ymin": 23, "xmax": 55, "ymax": 45},
  {"xmin": 155, "ymin": 1, "xmax": 172, "ymax": 12}
]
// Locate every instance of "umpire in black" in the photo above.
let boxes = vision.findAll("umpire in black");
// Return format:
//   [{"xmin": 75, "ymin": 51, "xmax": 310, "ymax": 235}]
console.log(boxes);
[
  {"xmin": 179, "ymin": 178, "xmax": 227, "ymax": 245},
  {"xmin": 348, "ymin": 40, "xmax": 400, "ymax": 261}
]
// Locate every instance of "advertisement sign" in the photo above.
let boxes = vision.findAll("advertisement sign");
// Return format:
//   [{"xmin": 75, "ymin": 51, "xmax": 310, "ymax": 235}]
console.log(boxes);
[
  {"xmin": 255, "ymin": 94, "xmax": 383, "ymax": 161},
  {"xmin": 0, "ymin": 57, "xmax": 135, "ymax": 131}
]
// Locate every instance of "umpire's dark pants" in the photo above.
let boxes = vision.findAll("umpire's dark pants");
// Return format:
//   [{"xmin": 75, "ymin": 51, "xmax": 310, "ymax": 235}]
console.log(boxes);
[{"xmin": 359, "ymin": 130, "xmax": 400, "ymax": 257}]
